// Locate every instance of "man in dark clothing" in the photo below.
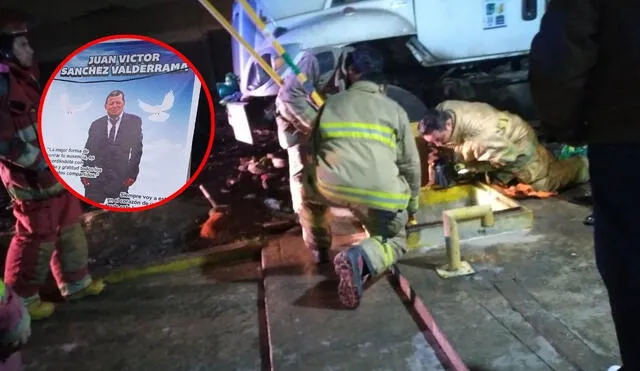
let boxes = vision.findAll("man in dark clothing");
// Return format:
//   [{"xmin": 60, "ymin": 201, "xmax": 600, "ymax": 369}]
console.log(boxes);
[
  {"xmin": 81, "ymin": 90, "xmax": 143, "ymax": 205},
  {"xmin": 529, "ymin": 1, "xmax": 640, "ymax": 370}
]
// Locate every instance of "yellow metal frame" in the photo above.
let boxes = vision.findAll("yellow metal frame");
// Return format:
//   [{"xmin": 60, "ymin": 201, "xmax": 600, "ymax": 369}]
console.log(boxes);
[
  {"xmin": 197, "ymin": 0, "xmax": 283, "ymax": 87},
  {"xmin": 235, "ymin": 0, "xmax": 325, "ymax": 108},
  {"xmin": 435, "ymin": 205, "xmax": 495, "ymax": 279}
]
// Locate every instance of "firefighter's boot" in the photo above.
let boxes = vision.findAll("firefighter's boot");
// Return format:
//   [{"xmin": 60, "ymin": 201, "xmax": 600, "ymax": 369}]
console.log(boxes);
[
  {"xmin": 26, "ymin": 300, "xmax": 55, "ymax": 321},
  {"xmin": 66, "ymin": 279, "xmax": 105, "ymax": 301}
]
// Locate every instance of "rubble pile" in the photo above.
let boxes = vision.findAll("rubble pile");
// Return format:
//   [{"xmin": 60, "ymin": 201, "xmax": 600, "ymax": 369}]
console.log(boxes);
[{"xmin": 202, "ymin": 121, "xmax": 297, "ymax": 227}]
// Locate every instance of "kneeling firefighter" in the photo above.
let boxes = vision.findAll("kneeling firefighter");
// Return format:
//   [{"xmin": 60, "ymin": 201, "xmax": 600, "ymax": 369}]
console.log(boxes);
[
  {"xmin": 418, "ymin": 100, "xmax": 589, "ymax": 193},
  {"xmin": 273, "ymin": 45, "xmax": 379, "ymax": 263},
  {"xmin": 301, "ymin": 47, "xmax": 422, "ymax": 309},
  {"xmin": 0, "ymin": 20, "xmax": 105, "ymax": 320}
]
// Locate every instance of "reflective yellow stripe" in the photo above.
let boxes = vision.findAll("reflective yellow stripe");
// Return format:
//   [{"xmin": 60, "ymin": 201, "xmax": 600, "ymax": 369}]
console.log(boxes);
[
  {"xmin": 317, "ymin": 178, "xmax": 410, "ymax": 211},
  {"xmin": 372, "ymin": 237, "xmax": 395, "ymax": 266},
  {"xmin": 408, "ymin": 196, "xmax": 419, "ymax": 212},
  {"xmin": 0, "ymin": 281, "xmax": 5, "ymax": 298},
  {"xmin": 317, "ymin": 178, "xmax": 408, "ymax": 200},
  {"xmin": 319, "ymin": 122, "xmax": 396, "ymax": 148}
]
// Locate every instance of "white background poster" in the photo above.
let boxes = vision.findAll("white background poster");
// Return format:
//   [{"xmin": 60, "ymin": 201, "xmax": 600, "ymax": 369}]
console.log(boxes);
[{"xmin": 41, "ymin": 37, "xmax": 201, "ymax": 208}]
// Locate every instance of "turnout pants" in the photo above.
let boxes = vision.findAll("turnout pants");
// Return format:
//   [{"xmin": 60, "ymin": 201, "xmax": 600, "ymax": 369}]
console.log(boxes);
[
  {"xmin": 287, "ymin": 143, "xmax": 309, "ymax": 215},
  {"xmin": 4, "ymin": 190, "xmax": 91, "ymax": 303},
  {"xmin": 299, "ymin": 193, "xmax": 409, "ymax": 275},
  {"xmin": 275, "ymin": 98, "xmax": 315, "ymax": 215},
  {"xmin": 589, "ymin": 144, "xmax": 640, "ymax": 370},
  {"xmin": 511, "ymin": 144, "xmax": 590, "ymax": 192}
]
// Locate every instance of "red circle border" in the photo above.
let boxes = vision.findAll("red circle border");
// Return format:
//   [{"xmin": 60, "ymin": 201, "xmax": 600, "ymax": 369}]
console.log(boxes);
[{"xmin": 37, "ymin": 34, "xmax": 216, "ymax": 213}]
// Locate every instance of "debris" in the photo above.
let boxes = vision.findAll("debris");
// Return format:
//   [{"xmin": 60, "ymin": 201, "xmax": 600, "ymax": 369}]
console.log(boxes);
[
  {"xmin": 260, "ymin": 173, "xmax": 281, "ymax": 190},
  {"xmin": 261, "ymin": 220, "xmax": 297, "ymax": 230},
  {"xmin": 491, "ymin": 183, "xmax": 557, "ymax": 199},
  {"xmin": 583, "ymin": 214, "xmax": 595, "ymax": 226},
  {"xmin": 198, "ymin": 184, "xmax": 229, "ymax": 239},
  {"xmin": 271, "ymin": 157, "xmax": 287, "ymax": 168},
  {"xmin": 263, "ymin": 198, "xmax": 282, "ymax": 211},
  {"xmin": 247, "ymin": 158, "xmax": 270, "ymax": 175},
  {"xmin": 557, "ymin": 144, "xmax": 588, "ymax": 159}
]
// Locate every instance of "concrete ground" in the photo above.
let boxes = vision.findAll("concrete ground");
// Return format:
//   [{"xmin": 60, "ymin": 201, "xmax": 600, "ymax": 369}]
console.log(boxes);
[{"xmin": 21, "ymin": 194, "xmax": 620, "ymax": 371}]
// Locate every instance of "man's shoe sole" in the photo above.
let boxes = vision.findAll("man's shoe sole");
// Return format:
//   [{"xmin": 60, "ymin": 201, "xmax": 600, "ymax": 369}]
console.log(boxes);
[{"xmin": 333, "ymin": 252, "xmax": 361, "ymax": 309}]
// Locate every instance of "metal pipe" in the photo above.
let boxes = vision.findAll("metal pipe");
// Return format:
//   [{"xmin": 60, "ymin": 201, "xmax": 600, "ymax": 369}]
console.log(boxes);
[
  {"xmin": 235, "ymin": 0, "xmax": 325, "ymax": 108},
  {"xmin": 442, "ymin": 205, "xmax": 494, "ymax": 272},
  {"xmin": 197, "ymin": 0, "xmax": 283, "ymax": 86}
]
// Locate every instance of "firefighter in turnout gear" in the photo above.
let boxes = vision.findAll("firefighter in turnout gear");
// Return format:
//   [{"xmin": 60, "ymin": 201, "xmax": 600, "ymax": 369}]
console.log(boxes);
[
  {"xmin": 275, "ymin": 45, "xmax": 382, "ymax": 264},
  {"xmin": 301, "ymin": 47, "xmax": 421, "ymax": 309},
  {"xmin": 418, "ymin": 100, "xmax": 590, "ymax": 193},
  {"xmin": 0, "ymin": 20, "xmax": 105, "ymax": 320},
  {"xmin": 273, "ymin": 49, "xmax": 323, "ymax": 217}
]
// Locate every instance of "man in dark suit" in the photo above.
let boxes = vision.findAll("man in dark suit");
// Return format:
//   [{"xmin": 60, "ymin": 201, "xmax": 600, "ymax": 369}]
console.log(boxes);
[{"xmin": 81, "ymin": 90, "xmax": 143, "ymax": 204}]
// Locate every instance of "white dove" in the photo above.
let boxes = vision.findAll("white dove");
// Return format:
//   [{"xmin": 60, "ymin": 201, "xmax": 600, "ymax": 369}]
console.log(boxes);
[
  {"xmin": 137, "ymin": 90, "xmax": 175, "ymax": 122},
  {"xmin": 60, "ymin": 92, "xmax": 92, "ymax": 116}
]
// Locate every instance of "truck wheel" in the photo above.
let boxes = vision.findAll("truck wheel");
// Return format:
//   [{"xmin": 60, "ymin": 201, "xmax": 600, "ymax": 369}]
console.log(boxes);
[{"xmin": 385, "ymin": 84, "xmax": 428, "ymax": 122}]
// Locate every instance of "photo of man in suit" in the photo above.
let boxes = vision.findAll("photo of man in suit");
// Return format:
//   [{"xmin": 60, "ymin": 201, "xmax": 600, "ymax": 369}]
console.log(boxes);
[{"xmin": 81, "ymin": 89, "xmax": 143, "ymax": 204}]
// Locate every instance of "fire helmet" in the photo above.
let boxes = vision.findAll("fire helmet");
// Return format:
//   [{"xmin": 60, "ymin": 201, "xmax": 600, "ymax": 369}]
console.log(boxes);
[{"xmin": 0, "ymin": 21, "xmax": 28, "ymax": 61}]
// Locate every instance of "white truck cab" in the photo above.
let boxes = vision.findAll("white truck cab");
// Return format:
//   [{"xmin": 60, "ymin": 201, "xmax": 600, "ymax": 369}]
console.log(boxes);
[{"xmin": 227, "ymin": 0, "xmax": 548, "ymax": 143}]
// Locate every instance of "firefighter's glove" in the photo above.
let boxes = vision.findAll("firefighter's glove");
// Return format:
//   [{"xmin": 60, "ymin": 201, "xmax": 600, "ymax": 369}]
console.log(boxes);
[
  {"xmin": 434, "ymin": 163, "xmax": 456, "ymax": 188},
  {"xmin": 407, "ymin": 196, "xmax": 419, "ymax": 226},
  {"xmin": 431, "ymin": 146, "xmax": 455, "ymax": 164},
  {"xmin": 407, "ymin": 213, "xmax": 418, "ymax": 226}
]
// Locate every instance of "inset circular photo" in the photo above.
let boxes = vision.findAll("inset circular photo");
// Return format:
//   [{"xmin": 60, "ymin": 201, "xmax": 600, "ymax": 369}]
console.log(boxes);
[{"xmin": 39, "ymin": 34, "xmax": 215, "ymax": 211}]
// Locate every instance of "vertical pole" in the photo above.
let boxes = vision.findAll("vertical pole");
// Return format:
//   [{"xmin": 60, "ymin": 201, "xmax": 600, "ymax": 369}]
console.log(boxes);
[{"xmin": 443, "ymin": 214, "xmax": 462, "ymax": 271}]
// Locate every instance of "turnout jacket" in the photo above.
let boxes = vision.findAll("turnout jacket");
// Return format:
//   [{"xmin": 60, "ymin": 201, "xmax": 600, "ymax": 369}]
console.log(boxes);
[
  {"xmin": 274, "ymin": 51, "xmax": 322, "ymax": 147},
  {"xmin": 0, "ymin": 62, "xmax": 63, "ymax": 201},
  {"xmin": 309, "ymin": 81, "xmax": 421, "ymax": 213},
  {"xmin": 435, "ymin": 100, "xmax": 539, "ymax": 183}
]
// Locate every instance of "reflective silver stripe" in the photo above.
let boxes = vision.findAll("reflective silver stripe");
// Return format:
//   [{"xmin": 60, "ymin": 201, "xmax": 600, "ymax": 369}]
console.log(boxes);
[
  {"xmin": 16, "ymin": 124, "xmax": 37, "ymax": 142},
  {"xmin": 15, "ymin": 142, "xmax": 40, "ymax": 168}
]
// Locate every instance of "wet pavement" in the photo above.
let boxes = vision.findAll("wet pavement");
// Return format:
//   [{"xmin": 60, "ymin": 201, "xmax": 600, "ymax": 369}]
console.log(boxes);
[
  {"xmin": 22, "ymin": 191, "xmax": 620, "ymax": 371},
  {"xmin": 23, "ymin": 262, "xmax": 264, "ymax": 371}
]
